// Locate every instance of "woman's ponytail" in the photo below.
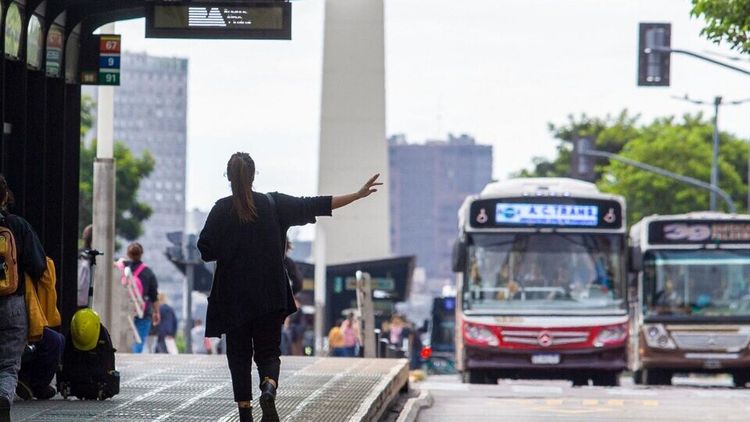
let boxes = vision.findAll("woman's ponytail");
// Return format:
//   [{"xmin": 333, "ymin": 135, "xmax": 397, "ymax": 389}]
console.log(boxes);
[{"xmin": 227, "ymin": 152, "xmax": 258, "ymax": 222}]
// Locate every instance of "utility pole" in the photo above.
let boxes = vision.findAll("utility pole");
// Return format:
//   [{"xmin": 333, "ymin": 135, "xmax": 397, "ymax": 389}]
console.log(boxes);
[
  {"xmin": 671, "ymin": 95, "xmax": 750, "ymax": 211},
  {"xmin": 92, "ymin": 22, "xmax": 125, "ymax": 349},
  {"xmin": 711, "ymin": 96, "xmax": 722, "ymax": 211}
]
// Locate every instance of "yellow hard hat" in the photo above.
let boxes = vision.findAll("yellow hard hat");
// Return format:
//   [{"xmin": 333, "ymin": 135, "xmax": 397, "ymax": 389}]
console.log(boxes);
[{"xmin": 71, "ymin": 308, "xmax": 101, "ymax": 351}]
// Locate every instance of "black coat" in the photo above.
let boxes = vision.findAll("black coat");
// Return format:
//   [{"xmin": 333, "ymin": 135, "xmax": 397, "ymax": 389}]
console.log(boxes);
[{"xmin": 197, "ymin": 192, "xmax": 331, "ymax": 337}]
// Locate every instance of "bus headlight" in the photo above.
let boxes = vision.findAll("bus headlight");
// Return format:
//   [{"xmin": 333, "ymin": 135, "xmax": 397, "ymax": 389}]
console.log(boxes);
[
  {"xmin": 464, "ymin": 322, "xmax": 499, "ymax": 346},
  {"xmin": 594, "ymin": 324, "xmax": 628, "ymax": 347},
  {"xmin": 643, "ymin": 324, "xmax": 676, "ymax": 349}
]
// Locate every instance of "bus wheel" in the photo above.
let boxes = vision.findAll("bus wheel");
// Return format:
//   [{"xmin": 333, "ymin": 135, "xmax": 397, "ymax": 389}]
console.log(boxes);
[
  {"xmin": 463, "ymin": 370, "xmax": 490, "ymax": 384},
  {"xmin": 732, "ymin": 372, "xmax": 749, "ymax": 388},
  {"xmin": 592, "ymin": 371, "xmax": 620, "ymax": 387},
  {"xmin": 644, "ymin": 369, "xmax": 672, "ymax": 386},
  {"xmin": 633, "ymin": 370, "xmax": 644, "ymax": 385},
  {"xmin": 571, "ymin": 374, "xmax": 589, "ymax": 387}
]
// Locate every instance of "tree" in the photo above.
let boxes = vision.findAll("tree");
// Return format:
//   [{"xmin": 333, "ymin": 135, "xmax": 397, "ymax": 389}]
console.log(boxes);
[
  {"xmin": 79, "ymin": 96, "xmax": 156, "ymax": 241},
  {"xmin": 597, "ymin": 114, "xmax": 748, "ymax": 224},
  {"xmin": 520, "ymin": 111, "xmax": 748, "ymax": 225},
  {"xmin": 516, "ymin": 110, "xmax": 640, "ymax": 179},
  {"xmin": 691, "ymin": 0, "xmax": 750, "ymax": 54}
]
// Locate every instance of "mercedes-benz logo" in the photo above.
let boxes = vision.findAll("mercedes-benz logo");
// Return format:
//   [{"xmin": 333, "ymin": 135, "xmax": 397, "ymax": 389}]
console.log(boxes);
[
  {"xmin": 538, "ymin": 331, "xmax": 553, "ymax": 347},
  {"xmin": 708, "ymin": 336, "xmax": 717, "ymax": 346}
]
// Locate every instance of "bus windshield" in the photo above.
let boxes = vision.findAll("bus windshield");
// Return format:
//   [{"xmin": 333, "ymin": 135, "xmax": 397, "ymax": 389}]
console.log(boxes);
[
  {"xmin": 643, "ymin": 250, "xmax": 750, "ymax": 317},
  {"xmin": 463, "ymin": 233, "xmax": 626, "ymax": 314}
]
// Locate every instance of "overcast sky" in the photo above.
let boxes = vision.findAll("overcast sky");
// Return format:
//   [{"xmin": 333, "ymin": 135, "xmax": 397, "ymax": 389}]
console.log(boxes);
[{"xmin": 113, "ymin": 0, "xmax": 750, "ymax": 214}]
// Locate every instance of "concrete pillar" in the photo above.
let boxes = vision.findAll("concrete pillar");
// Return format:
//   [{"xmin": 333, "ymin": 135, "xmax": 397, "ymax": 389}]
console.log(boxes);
[{"xmin": 317, "ymin": 0, "xmax": 390, "ymax": 265}]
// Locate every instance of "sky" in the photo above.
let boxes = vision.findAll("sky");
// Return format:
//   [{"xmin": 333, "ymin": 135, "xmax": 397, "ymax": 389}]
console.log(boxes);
[{"xmin": 112, "ymin": 0, "xmax": 750, "ymax": 215}]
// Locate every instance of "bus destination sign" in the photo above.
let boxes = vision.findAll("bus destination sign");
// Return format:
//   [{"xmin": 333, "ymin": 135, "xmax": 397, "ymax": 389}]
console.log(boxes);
[
  {"xmin": 648, "ymin": 220, "xmax": 750, "ymax": 245},
  {"xmin": 469, "ymin": 197, "xmax": 622, "ymax": 229},
  {"xmin": 146, "ymin": 2, "xmax": 291, "ymax": 40}
]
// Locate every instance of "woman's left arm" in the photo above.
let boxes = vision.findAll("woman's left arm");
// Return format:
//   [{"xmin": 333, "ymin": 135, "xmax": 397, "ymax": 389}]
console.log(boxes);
[{"xmin": 331, "ymin": 174, "xmax": 382, "ymax": 210}]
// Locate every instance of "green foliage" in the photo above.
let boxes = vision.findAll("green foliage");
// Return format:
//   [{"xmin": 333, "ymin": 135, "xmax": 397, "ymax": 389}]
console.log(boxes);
[
  {"xmin": 692, "ymin": 0, "xmax": 750, "ymax": 54},
  {"xmin": 515, "ymin": 110, "xmax": 640, "ymax": 179},
  {"xmin": 79, "ymin": 97, "xmax": 156, "ymax": 241},
  {"xmin": 520, "ymin": 111, "xmax": 748, "ymax": 225},
  {"xmin": 598, "ymin": 114, "xmax": 747, "ymax": 223}
]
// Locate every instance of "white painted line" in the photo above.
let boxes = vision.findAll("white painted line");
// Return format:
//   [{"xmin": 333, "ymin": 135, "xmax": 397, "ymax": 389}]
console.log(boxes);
[
  {"xmin": 87, "ymin": 374, "xmax": 200, "ymax": 421},
  {"xmin": 606, "ymin": 389, "xmax": 658, "ymax": 396},
  {"xmin": 152, "ymin": 384, "xmax": 226, "ymax": 422},
  {"xmin": 282, "ymin": 360, "xmax": 362, "ymax": 422},
  {"xmin": 415, "ymin": 382, "xmax": 470, "ymax": 392},
  {"xmin": 511, "ymin": 385, "xmax": 563, "ymax": 395}
]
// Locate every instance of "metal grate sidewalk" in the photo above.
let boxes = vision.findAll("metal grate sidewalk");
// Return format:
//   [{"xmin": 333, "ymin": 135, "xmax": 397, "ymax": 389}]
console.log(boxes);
[{"xmin": 11, "ymin": 354, "xmax": 409, "ymax": 422}]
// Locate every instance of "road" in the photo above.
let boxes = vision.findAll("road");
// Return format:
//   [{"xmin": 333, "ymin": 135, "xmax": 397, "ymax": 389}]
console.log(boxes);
[{"xmin": 414, "ymin": 374, "xmax": 749, "ymax": 421}]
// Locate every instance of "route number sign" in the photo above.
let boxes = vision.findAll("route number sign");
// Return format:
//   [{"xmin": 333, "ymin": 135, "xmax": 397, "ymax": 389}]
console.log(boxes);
[{"xmin": 80, "ymin": 34, "xmax": 121, "ymax": 86}]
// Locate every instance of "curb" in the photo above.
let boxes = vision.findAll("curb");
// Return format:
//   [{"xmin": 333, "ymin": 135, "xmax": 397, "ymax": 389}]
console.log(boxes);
[{"xmin": 396, "ymin": 389, "xmax": 433, "ymax": 422}]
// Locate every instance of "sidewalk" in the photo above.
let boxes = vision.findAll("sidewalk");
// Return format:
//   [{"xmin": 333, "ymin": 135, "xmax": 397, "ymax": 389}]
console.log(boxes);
[{"xmin": 12, "ymin": 354, "xmax": 409, "ymax": 421}]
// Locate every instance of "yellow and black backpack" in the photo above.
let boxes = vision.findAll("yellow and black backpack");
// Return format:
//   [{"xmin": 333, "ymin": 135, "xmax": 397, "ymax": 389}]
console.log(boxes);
[{"xmin": 0, "ymin": 215, "xmax": 19, "ymax": 296}]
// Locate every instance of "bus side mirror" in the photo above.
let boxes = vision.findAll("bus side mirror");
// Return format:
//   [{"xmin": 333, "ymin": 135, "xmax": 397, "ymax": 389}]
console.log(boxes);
[
  {"xmin": 452, "ymin": 239, "xmax": 467, "ymax": 273},
  {"xmin": 628, "ymin": 246, "xmax": 643, "ymax": 272}
]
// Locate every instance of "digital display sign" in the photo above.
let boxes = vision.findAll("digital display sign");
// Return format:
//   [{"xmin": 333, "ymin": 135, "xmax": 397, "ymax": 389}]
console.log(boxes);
[
  {"xmin": 495, "ymin": 203, "xmax": 599, "ymax": 226},
  {"xmin": 648, "ymin": 220, "xmax": 750, "ymax": 245},
  {"xmin": 470, "ymin": 197, "xmax": 622, "ymax": 229},
  {"xmin": 146, "ymin": 2, "xmax": 291, "ymax": 40}
]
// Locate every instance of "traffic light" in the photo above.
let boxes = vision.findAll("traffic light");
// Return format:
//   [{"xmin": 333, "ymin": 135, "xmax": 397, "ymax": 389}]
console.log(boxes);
[
  {"xmin": 165, "ymin": 231, "xmax": 184, "ymax": 263},
  {"xmin": 571, "ymin": 136, "xmax": 596, "ymax": 182},
  {"xmin": 638, "ymin": 23, "xmax": 671, "ymax": 86}
]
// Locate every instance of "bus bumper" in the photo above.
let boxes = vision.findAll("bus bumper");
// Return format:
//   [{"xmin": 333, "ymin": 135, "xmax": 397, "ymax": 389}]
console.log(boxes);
[{"xmin": 465, "ymin": 345, "xmax": 627, "ymax": 371}]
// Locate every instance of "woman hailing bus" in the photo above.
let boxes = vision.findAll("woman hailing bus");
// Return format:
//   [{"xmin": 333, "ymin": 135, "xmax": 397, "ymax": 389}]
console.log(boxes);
[{"xmin": 197, "ymin": 152, "xmax": 381, "ymax": 422}]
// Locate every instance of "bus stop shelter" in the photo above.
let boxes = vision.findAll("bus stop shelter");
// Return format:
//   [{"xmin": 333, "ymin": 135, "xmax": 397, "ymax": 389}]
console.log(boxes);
[{"xmin": 0, "ymin": 0, "xmax": 291, "ymax": 332}]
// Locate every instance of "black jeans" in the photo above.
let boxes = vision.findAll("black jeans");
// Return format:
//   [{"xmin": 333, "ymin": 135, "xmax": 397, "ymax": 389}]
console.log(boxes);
[{"xmin": 226, "ymin": 312, "xmax": 283, "ymax": 402}]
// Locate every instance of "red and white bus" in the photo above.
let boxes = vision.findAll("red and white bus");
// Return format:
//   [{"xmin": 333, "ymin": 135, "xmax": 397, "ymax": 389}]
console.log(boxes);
[{"xmin": 452, "ymin": 178, "xmax": 628, "ymax": 385}]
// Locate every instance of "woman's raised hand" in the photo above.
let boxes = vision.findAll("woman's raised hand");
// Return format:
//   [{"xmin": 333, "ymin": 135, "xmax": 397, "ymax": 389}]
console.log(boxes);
[{"xmin": 357, "ymin": 174, "xmax": 383, "ymax": 199}]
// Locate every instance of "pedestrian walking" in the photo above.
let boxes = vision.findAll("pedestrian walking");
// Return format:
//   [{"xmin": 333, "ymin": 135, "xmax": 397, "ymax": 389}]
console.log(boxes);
[
  {"xmin": 197, "ymin": 152, "xmax": 381, "ymax": 422},
  {"xmin": 77, "ymin": 224, "xmax": 93, "ymax": 308},
  {"xmin": 117, "ymin": 243, "xmax": 160, "ymax": 353},
  {"xmin": 327, "ymin": 320, "xmax": 346, "ymax": 357},
  {"xmin": 156, "ymin": 293, "xmax": 178, "ymax": 354},
  {"xmin": 0, "ymin": 175, "xmax": 46, "ymax": 422},
  {"xmin": 340, "ymin": 312, "xmax": 360, "ymax": 357}
]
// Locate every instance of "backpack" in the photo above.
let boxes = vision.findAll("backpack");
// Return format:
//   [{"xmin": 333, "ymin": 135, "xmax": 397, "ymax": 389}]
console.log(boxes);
[
  {"xmin": 116, "ymin": 260, "xmax": 148, "ymax": 312},
  {"xmin": 0, "ymin": 216, "xmax": 19, "ymax": 296},
  {"xmin": 57, "ymin": 323, "xmax": 120, "ymax": 400}
]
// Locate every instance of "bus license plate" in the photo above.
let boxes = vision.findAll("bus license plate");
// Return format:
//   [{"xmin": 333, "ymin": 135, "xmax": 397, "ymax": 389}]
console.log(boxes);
[{"xmin": 531, "ymin": 354, "xmax": 560, "ymax": 365}]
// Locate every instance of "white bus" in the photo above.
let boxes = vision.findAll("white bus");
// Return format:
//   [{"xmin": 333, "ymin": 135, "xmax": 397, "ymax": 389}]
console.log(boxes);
[
  {"xmin": 630, "ymin": 212, "xmax": 750, "ymax": 386},
  {"xmin": 452, "ymin": 178, "xmax": 628, "ymax": 385}
]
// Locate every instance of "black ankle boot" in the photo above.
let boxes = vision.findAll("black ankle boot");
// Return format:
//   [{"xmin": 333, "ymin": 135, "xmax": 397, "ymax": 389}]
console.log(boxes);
[
  {"xmin": 259, "ymin": 379, "xmax": 279, "ymax": 422},
  {"xmin": 238, "ymin": 406, "xmax": 253, "ymax": 422}
]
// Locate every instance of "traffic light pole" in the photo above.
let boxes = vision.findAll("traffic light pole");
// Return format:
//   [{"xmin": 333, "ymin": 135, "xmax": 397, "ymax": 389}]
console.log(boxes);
[
  {"xmin": 645, "ymin": 46, "xmax": 750, "ymax": 77},
  {"xmin": 581, "ymin": 149, "xmax": 737, "ymax": 213}
]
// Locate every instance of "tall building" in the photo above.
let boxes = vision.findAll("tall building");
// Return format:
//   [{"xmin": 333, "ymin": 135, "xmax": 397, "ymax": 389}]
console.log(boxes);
[
  {"xmin": 85, "ymin": 53, "xmax": 188, "ymax": 288},
  {"xmin": 116, "ymin": 52, "xmax": 188, "ymax": 287},
  {"xmin": 389, "ymin": 134, "xmax": 493, "ymax": 282}
]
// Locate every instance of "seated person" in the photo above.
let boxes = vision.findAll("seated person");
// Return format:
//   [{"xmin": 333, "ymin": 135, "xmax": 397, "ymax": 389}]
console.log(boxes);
[
  {"xmin": 16, "ymin": 327, "xmax": 64, "ymax": 400},
  {"xmin": 495, "ymin": 264, "xmax": 520, "ymax": 300},
  {"xmin": 520, "ymin": 262, "xmax": 545, "ymax": 286},
  {"xmin": 547, "ymin": 265, "xmax": 572, "ymax": 300},
  {"xmin": 654, "ymin": 278, "xmax": 684, "ymax": 309}
]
